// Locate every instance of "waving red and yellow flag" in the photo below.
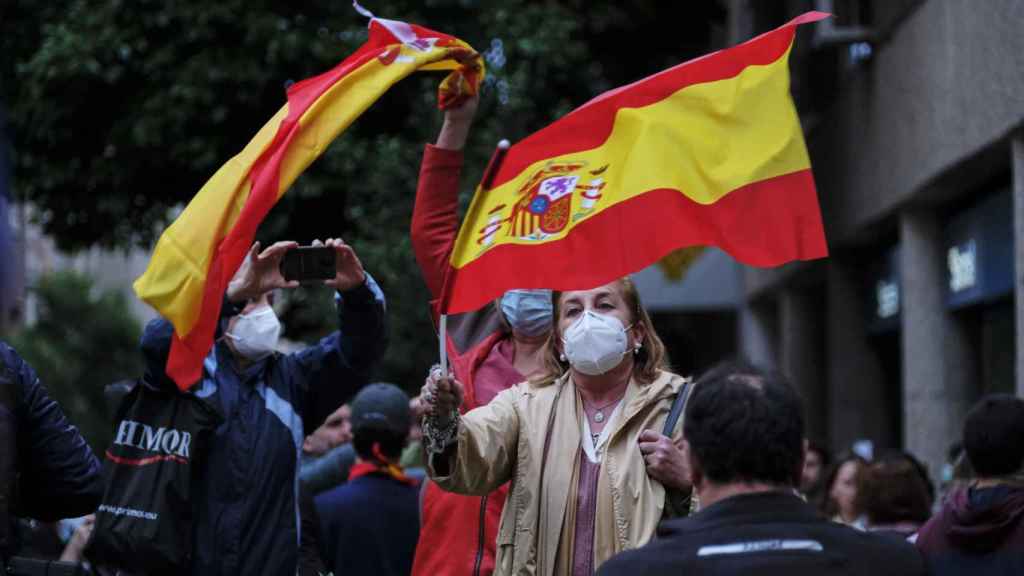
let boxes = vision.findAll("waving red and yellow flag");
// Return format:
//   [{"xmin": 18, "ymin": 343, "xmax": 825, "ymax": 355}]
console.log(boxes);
[
  {"xmin": 135, "ymin": 15, "xmax": 482, "ymax": 389},
  {"xmin": 438, "ymin": 12, "xmax": 829, "ymax": 314}
]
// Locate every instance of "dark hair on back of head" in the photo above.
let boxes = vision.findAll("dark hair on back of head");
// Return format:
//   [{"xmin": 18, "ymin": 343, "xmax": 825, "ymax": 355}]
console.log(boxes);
[
  {"xmin": 353, "ymin": 429, "xmax": 406, "ymax": 462},
  {"xmin": 806, "ymin": 439, "xmax": 831, "ymax": 468},
  {"xmin": 963, "ymin": 394, "xmax": 1024, "ymax": 477},
  {"xmin": 856, "ymin": 452, "xmax": 933, "ymax": 526},
  {"xmin": 684, "ymin": 361, "xmax": 805, "ymax": 486}
]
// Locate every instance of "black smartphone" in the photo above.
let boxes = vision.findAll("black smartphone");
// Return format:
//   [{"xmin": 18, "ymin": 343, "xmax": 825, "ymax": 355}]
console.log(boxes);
[{"xmin": 279, "ymin": 246, "xmax": 337, "ymax": 282}]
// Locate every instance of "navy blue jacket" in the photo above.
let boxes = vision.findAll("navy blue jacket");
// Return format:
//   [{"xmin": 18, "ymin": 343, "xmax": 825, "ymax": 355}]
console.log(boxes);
[
  {"xmin": 315, "ymin": 472, "xmax": 420, "ymax": 576},
  {"xmin": 0, "ymin": 342, "xmax": 102, "ymax": 560},
  {"xmin": 139, "ymin": 277, "xmax": 387, "ymax": 576},
  {"xmin": 599, "ymin": 491, "xmax": 925, "ymax": 576}
]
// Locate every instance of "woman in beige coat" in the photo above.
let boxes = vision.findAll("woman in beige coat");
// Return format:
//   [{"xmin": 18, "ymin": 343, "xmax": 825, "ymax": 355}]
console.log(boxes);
[{"xmin": 421, "ymin": 278, "xmax": 693, "ymax": 576}]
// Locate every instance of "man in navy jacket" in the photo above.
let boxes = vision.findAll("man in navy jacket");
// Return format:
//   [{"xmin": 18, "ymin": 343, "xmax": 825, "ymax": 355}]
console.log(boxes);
[
  {"xmin": 316, "ymin": 383, "xmax": 419, "ymax": 576},
  {"xmin": 140, "ymin": 238, "xmax": 387, "ymax": 576},
  {"xmin": 599, "ymin": 362, "xmax": 924, "ymax": 576},
  {"xmin": 0, "ymin": 342, "xmax": 102, "ymax": 567}
]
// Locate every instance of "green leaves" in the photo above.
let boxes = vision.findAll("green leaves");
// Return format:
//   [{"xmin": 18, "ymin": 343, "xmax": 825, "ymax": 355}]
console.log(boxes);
[
  {"xmin": 2, "ymin": 0, "xmax": 723, "ymax": 392},
  {"xmin": 8, "ymin": 271, "xmax": 144, "ymax": 453}
]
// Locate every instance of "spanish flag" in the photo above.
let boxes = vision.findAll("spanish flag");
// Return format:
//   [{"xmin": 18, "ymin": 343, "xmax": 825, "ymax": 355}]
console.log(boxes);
[
  {"xmin": 134, "ymin": 15, "xmax": 481, "ymax": 389},
  {"xmin": 439, "ymin": 12, "xmax": 829, "ymax": 314}
]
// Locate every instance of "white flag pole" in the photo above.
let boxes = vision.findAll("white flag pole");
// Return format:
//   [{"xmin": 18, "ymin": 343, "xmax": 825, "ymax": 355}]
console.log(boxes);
[
  {"xmin": 437, "ymin": 140, "xmax": 509, "ymax": 378},
  {"xmin": 439, "ymin": 314, "xmax": 448, "ymax": 377}
]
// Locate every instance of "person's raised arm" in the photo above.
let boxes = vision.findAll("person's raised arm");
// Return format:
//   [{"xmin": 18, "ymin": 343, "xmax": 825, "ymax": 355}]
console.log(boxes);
[
  {"xmin": 411, "ymin": 93, "xmax": 479, "ymax": 302},
  {"xmin": 289, "ymin": 239, "xmax": 387, "ymax": 418}
]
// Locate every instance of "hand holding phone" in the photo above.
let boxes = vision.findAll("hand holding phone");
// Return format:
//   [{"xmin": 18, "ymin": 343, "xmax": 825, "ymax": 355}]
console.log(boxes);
[
  {"xmin": 323, "ymin": 238, "xmax": 366, "ymax": 291},
  {"xmin": 227, "ymin": 241, "xmax": 300, "ymax": 302},
  {"xmin": 279, "ymin": 246, "xmax": 338, "ymax": 283}
]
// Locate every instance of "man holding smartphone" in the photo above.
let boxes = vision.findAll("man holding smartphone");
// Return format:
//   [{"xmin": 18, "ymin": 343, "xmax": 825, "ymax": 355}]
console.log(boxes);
[{"xmin": 137, "ymin": 237, "xmax": 387, "ymax": 576}]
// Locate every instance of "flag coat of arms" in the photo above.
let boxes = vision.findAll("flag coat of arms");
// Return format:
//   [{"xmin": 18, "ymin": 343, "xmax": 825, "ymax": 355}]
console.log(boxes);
[
  {"xmin": 439, "ymin": 12, "xmax": 830, "ymax": 314},
  {"xmin": 134, "ymin": 14, "xmax": 482, "ymax": 389}
]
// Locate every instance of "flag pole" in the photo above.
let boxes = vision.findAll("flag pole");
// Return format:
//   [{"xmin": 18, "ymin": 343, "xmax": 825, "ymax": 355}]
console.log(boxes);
[
  {"xmin": 480, "ymin": 138, "xmax": 511, "ymax": 191},
  {"xmin": 438, "ymin": 138, "xmax": 511, "ymax": 377},
  {"xmin": 439, "ymin": 314, "xmax": 448, "ymax": 377}
]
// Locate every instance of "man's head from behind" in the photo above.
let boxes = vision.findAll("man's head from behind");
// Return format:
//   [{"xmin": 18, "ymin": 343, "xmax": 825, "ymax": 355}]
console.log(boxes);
[
  {"xmin": 963, "ymin": 394, "xmax": 1024, "ymax": 479},
  {"xmin": 684, "ymin": 362, "xmax": 805, "ymax": 496},
  {"xmin": 350, "ymin": 383, "xmax": 412, "ymax": 462}
]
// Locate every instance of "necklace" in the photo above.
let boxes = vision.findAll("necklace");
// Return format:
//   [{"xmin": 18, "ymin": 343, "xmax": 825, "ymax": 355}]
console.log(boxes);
[{"xmin": 585, "ymin": 396, "xmax": 623, "ymax": 424}]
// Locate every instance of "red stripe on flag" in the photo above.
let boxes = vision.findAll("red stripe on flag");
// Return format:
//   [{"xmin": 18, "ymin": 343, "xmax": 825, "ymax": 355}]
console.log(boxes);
[{"xmin": 440, "ymin": 169, "xmax": 827, "ymax": 314}]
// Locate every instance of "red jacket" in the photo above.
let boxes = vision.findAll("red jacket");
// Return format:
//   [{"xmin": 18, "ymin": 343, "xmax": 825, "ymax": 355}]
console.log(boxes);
[{"xmin": 410, "ymin": 144, "xmax": 513, "ymax": 576}]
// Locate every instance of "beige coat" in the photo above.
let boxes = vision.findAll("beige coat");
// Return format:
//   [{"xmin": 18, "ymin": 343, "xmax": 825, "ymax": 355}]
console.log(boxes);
[{"xmin": 430, "ymin": 370, "xmax": 690, "ymax": 576}]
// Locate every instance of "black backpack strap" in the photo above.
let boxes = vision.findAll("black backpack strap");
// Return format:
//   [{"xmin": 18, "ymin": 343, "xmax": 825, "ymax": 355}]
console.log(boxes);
[{"xmin": 661, "ymin": 379, "xmax": 692, "ymax": 437}]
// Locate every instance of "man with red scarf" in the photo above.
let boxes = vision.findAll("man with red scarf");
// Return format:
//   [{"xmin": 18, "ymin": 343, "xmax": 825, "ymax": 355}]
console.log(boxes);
[{"xmin": 315, "ymin": 383, "xmax": 419, "ymax": 576}]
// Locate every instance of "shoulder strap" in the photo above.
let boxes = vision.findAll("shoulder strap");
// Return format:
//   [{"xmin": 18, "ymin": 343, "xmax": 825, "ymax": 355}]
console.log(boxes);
[
  {"xmin": 539, "ymin": 380, "xmax": 564, "ymax": 475},
  {"xmin": 661, "ymin": 380, "xmax": 692, "ymax": 437}
]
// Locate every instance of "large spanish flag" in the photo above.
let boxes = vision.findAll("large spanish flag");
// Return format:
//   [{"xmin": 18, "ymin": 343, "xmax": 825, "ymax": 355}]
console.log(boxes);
[
  {"xmin": 439, "ymin": 12, "xmax": 829, "ymax": 314},
  {"xmin": 134, "ymin": 15, "xmax": 481, "ymax": 389}
]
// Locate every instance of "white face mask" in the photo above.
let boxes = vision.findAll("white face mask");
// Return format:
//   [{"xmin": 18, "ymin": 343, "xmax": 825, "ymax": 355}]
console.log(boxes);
[
  {"xmin": 561, "ymin": 310, "xmax": 632, "ymax": 376},
  {"xmin": 226, "ymin": 306, "xmax": 281, "ymax": 361}
]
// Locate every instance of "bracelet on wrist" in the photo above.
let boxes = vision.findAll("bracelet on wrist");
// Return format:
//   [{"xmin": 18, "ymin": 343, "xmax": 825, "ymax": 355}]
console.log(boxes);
[{"xmin": 423, "ymin": 410, "xmax": 460, "ymax": 455}]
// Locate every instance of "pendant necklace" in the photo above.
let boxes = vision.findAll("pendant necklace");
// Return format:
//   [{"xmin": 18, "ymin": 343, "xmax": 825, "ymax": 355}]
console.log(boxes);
[{"xmin": 587, "ymin": 397, "xmax": 623, "ymax": 424}]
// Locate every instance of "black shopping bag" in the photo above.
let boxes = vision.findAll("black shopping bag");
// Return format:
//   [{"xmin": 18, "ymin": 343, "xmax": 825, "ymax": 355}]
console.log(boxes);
[{"xmin": 87, "ymin": 380, "xmax": 221, "ymax": 575}]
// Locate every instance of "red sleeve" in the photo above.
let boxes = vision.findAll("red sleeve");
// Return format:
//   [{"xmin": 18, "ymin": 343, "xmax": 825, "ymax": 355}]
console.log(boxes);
[{"xmin": 411, "ymin": 144, "xmax": 464, "ymax": 302}]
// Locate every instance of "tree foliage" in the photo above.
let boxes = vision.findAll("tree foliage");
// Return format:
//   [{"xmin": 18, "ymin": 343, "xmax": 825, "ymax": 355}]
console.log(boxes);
[
  {"xmin": 1, "ymin": 0, "xmax": 723, "ymax": 390},
  {"xmin": 7, "ymin": 271, "xmax": 144, "ymax": 453}
]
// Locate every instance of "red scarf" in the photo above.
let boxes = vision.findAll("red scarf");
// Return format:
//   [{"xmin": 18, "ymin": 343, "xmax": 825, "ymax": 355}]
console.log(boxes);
[{"xmin": 347, "ymin": 442, "xmax": 418, "ymax": 486}]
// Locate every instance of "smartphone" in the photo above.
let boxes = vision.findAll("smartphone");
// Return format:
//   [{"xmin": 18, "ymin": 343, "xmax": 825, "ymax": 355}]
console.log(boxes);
[{"xmin": 279, "ymin": 246, "xmax": 337, "ymax": 283}]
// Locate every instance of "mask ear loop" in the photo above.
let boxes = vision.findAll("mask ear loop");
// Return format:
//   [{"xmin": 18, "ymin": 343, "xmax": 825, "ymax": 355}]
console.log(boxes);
[{"xmin": 624, "ymin": 322, "xmax": 642, "ymax": 354}]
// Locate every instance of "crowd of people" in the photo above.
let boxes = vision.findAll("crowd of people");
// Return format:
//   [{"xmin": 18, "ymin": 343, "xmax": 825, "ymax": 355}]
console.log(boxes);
[{"xmin": 2, "ymin": 95, "xmax": 1024, "ymax": 576}]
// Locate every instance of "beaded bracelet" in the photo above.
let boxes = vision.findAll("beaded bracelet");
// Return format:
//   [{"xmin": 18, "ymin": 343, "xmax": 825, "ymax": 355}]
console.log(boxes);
[{"xmin": 423, "ymin": 410, "xmax": 460, "ymax": 455}]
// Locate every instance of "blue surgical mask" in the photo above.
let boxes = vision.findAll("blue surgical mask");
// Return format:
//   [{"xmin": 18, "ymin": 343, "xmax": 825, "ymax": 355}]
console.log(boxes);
[{"xmin": 500, "ymin": 289, "xmax": 553, "ymax": 337}]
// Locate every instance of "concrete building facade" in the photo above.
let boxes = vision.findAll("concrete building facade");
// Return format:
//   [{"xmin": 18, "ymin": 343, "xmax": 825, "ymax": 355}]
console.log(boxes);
[{"xmin": 728, "ymin": 0, "xmax": 1024, "ymax": 480}]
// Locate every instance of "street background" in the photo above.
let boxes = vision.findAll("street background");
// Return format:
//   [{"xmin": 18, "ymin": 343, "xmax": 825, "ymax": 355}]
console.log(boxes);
[{"xmin": 2, "ymin": 0, "xmax": 1022, "ymax": 485}]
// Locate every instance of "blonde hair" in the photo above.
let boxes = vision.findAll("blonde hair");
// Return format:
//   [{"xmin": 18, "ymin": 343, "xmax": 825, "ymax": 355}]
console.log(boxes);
[{"xmin": 532, "ymin": 277, "xmax": 669, "ymax": 386}]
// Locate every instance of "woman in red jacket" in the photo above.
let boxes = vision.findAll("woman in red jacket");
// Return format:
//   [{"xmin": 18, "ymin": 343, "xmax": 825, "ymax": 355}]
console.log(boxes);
[{"xmin": 409, "ymin": 92, "xmax": 551, "ymax": 576}]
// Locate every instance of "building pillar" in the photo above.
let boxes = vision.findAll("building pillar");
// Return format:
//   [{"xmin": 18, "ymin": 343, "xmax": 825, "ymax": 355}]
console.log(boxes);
[
  {"xmin": 1013, "ymin": 132, "xmax": 1024, "ymax": 397},
  {"xmin": 826, "ymin": 260, "xmax": 891, "ymax": 453},
  {"xmin": 739, "ymin": 299, "xmax": 778, "ymax": 370},
  {"xmin": 901, "ymin": 211, "xmax": 977, "ymax": 480},
  {"xmin": 780, "ymin": 288, "xmax": 825, "ymax": 441},
  {"xmin": 726, "ymin": 0, "xmax": 756, "ymax": 45}
]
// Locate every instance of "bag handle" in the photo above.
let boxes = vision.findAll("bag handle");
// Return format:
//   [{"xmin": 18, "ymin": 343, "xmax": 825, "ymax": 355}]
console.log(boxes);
[{"xmin": 661, "ymin": 380, "xmax": 692, "ymax": 437}]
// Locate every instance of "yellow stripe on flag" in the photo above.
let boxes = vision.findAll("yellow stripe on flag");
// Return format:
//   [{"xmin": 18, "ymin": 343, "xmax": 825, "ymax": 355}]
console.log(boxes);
[
  {"xmin": 450, "ymin": 44, "xmax": 808, "ymax": 270},
  {"xmin": 135, "ymin": 42, "xmax": 473, "ymax": 337},
  {"xmin": 133, "ymin": 104, "xmax": 289, "ymax": 334}
]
